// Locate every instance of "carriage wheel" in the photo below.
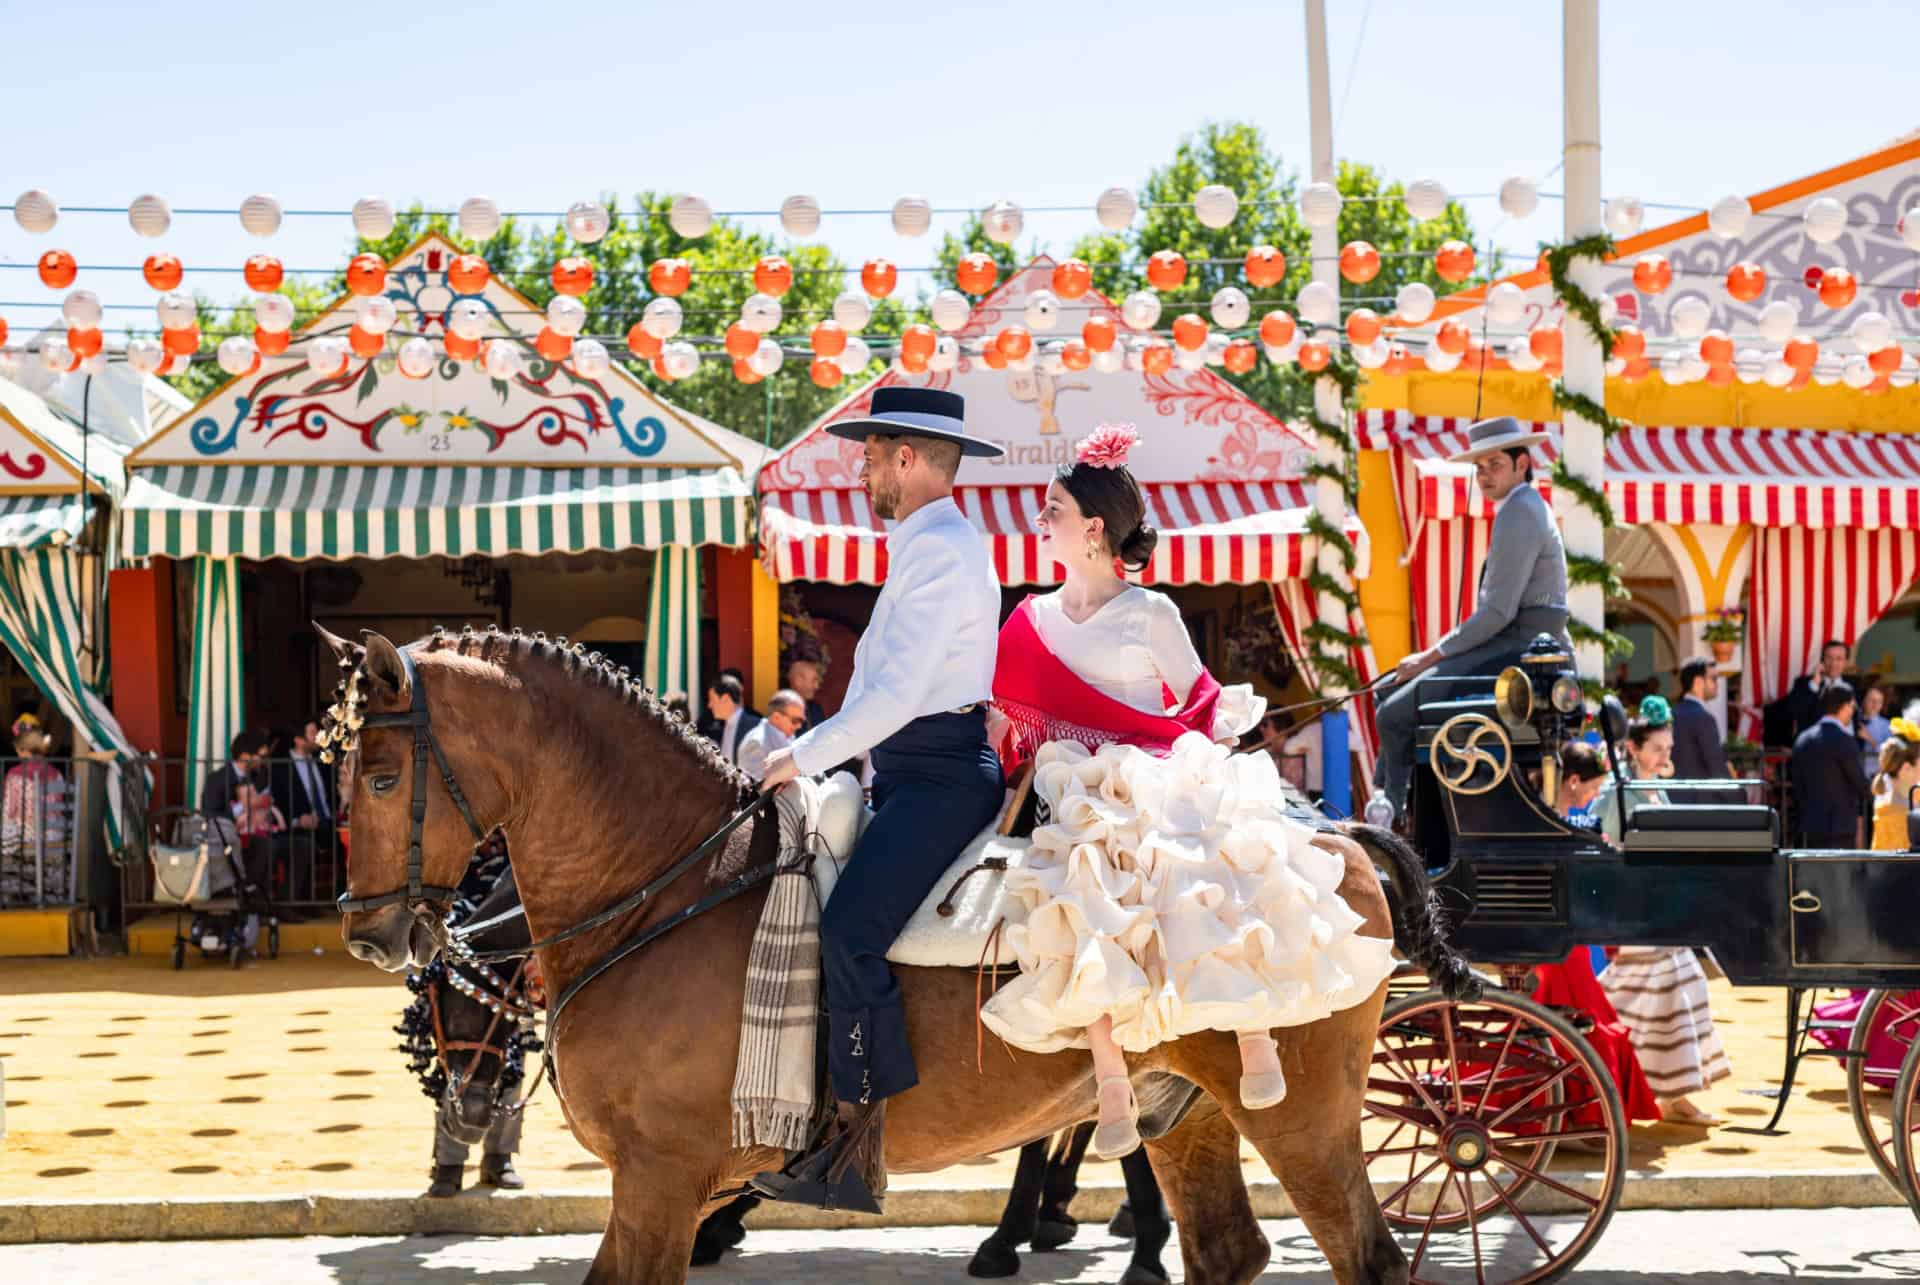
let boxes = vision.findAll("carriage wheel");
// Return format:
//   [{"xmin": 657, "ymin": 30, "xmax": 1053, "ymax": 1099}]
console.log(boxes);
[
  {"xmin": 1887, "ymin": 1034, "xmax": 1920, "ymax": 1219},
  {"xmin": 1846, "ymin": 990, "xmax": 1920, "ymax": 1191},
  {"xmin": 1365, "ymin": 989, "xmax": 1626, "ymax": 1285}
]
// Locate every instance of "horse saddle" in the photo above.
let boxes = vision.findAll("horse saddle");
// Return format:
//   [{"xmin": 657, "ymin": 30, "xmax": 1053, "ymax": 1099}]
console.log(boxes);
[{"xmin": 805, "ymin": 772, "xmax": 1030, "ymax": 968}]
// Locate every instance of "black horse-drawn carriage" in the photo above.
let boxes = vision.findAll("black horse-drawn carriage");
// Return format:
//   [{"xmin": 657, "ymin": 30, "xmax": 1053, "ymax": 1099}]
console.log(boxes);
[{"xmin": 1366, "ymin": 637, "xmax": 1920, "ymax": 1283}]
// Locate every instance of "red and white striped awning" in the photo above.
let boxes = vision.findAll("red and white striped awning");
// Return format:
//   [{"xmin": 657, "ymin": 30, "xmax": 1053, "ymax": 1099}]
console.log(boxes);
[
  {"xmin": 1359, "ymin": 411, "xmax": 1920, "ymax": 529},
  {"xmin": 760, "ymin": 480, "xmax": 1367, "ymax": 587}
]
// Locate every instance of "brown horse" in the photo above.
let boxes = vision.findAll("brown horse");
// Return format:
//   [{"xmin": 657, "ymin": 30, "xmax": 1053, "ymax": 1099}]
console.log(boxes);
[{"xmin": 326, "ymin": 626, "xmax": 1468, "ymax": 1284}]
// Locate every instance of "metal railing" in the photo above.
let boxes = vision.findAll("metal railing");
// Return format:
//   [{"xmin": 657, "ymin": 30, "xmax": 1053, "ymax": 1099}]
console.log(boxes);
[{"xmin": 0, "ymin": 754, "xmax": 81, "ymax": 910}]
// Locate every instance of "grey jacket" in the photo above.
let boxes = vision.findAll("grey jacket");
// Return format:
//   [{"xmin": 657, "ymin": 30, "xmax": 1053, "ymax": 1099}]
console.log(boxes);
[{"xmin": 1439, "ymin": 484, "xmax": 1569, "ymax": 659}]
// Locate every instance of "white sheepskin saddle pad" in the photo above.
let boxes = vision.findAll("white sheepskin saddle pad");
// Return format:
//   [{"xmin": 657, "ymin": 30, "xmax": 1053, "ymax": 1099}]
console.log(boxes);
[{"xmin": 807, "ymin": 772, "xmax": 1029, "ymax": 969}]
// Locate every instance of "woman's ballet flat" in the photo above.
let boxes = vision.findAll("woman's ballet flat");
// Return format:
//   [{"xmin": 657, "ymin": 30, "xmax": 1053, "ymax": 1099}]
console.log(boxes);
[
  {"xmin": 1240, "ymin": 1070, "xmax": 1288, "ymax": 1111},
  {"xmin": 1092, "ymin": 1076, "xmax": 1142, "ymax": 1159}
]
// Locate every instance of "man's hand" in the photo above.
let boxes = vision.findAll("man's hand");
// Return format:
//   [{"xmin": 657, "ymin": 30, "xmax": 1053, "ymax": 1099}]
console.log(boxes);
[
  {"xmin": 759, "ymin": 747, "xmax": 801, "ymax": 791},
  {"xmin": 298, "ymin": 814, "xmax": 318, "ymax": 831},
  {"xmin": 1394, "ymin": 647, "xmax": 1440, "ymax": 684}
]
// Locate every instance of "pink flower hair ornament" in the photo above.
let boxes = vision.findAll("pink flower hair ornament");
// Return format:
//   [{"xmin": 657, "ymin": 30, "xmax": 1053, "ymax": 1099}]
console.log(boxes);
[{"xmin": 1074, "ymin": 422, "xmax": 1139, "ymax": 469}]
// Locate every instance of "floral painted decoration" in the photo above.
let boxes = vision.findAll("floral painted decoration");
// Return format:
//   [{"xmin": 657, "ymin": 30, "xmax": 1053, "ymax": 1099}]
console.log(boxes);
[{"xmin": 1074, "ymin": 422, "xmax": 1139, "ymax": 469}]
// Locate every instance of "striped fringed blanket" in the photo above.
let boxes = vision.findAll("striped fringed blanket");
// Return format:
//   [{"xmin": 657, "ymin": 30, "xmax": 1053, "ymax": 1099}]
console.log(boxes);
[{"xmin": 730, "ymin": 780, "xmax": 823, "ymax": 1152}]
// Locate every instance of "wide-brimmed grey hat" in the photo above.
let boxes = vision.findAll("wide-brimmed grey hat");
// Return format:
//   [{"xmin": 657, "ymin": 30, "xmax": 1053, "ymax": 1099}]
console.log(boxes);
[
  {"xmin": 1448, "ymin": 415, "xmax": 1552, "ymax": 464},
  {"xmin": 824, "ymin": 387, "xmax": 1005, "ymax": 459}
]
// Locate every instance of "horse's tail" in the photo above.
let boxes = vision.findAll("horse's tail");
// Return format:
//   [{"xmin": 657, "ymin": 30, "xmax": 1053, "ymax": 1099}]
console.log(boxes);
[{"xmin": 1345, "ymin": 822, "xmax": 1482, "ymax": 1002}]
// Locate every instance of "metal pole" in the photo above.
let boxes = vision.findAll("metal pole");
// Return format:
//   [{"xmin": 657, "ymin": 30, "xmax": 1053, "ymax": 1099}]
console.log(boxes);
[
  {"xmin": 1304, "ymin": 0, "xmax": 1353, "ymax": 816},
  {"xmin": 1560, "ymin": 0, "xmax": 1606, "ymax": 680}
]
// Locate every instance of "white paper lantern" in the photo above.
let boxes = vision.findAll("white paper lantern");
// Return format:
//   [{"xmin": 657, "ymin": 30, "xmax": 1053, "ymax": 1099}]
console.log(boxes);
[
  {"xmin": 1354, "ymin": 338, "xmax": 1390, "ymax": 370},
  {"xmin": 1901, "ymin": 207, "xmax": 1920, "ymax": 252},
  {"xmin": 356, "ymin": 295, "xmax": 399, "ymax": 335},
  {"xmin": 459, "ymin": 196, "xmax": 502, "ymax": 241},
  {"xmin": 252, "ymin": 293, "xmax": 295, "ymax": 334},
  {"xmin": 1035, "ymin": 341, "xmax": 1064, "ymax": 376},
  {"xmin": 1486, "ymin": 281, "xmax": 1526, "ymax": 327},
  {"xmin": 1120, "ymin": 290, "xmax": 1162, "ymax": 331},
  {"xmin": 0, "ymin": 348, "xmax": 18, "ymax": 380},
  {"xmin": 642, "ymin": 296, "xmax": 684, "ymax": 340},
  {"xmin": 1598, "ymin": 294, "xmax": 1619, "ymax": 327},
  {"xmin": 352, "ymin": 196, "xmax": 396, "ymax": 240},
  {"xmin": 1757, "ymin": 299, "xmax": 1798, "ymax": 344},
  {"xmin": 1424, "ymin": 344, "xmax": 1462, "ymax": 373},
  {"xmin": 482, "ymin": 339, "xmax": 522, "ymax": 380},
  {"xmin": 1199, "ymin": 332, "xmax": 1227, "ymax": 367},
  {"xmin": 983, "ymin": 199, "xmax": 1023, "ymax": 245},
  {"xmin": 571, "ymin": 338, "xmax": 610, "ymax": 379},
  {"xmin": 1668, "ymin": 294, "xmax": 1712, "ymax": 339},
  {"xmin": 1092, "ymin": 345, "xmax": 1125, "ymax": 374},
  {"xmin": 1708, "ymin": 195, "xmax": 1751, "ymax": 240},
  {"xmin": 1174, "ymin": 343, "xmax": 1207, "ymax": 372},
  {"xmin": 833, "ymin": 291, "xmax": 872, "ymax": 332},
  {"xmin": 1264, "ymin": 338, "xmax": 1300, "ymax": 367},
  {"xmin": 1095, "ymin": 186, "xmax": 1137, "ymax": 231},
  {"xmin": 1762, "ymin": 356, "xmax": 1794, "ymax": 388},
  {"xmin": 565, "ymin": 200, "xmax": 611, "ymax": 245},
  {"xmin": 40, "ymin": 338, "xmax": 74, "ymax": 373},
  {"xmin": 128, "ymin": 194, "xmax": 171, "ymax": 238},
  {"xmin": 1007, "ymin": 349, "xmax": 1035, "ymax": 374},
  {"xmin": 1023, "ymin": 289, "xmax": 1061, "ymax": 332},
  {"xmin": 749, "ymin": 337, "xmax": 785, "ymax": 378},
  {"xmin": 1682, "ymin": 353, "xmax": 1710, "ymax": 382},
  {"xmin": 156, "ymin": 291, "xmax": 197, "ymax": 330},
  {"xmin": 1209, "ymin": 286, "xmax": 1251, "ymax": 330},
  {"xmin": 1659, "ymin": 350, "xmax": 1690, "ymax": 384},
  {"xmin": 1193, "ymin": 184, "xmax": 1239, "ymax": 229},
  {"xmin": 662, "ymin": 340, "xmax": 700, "ymax": 380},
  {"xmin": 1735, "ymin": 349, "xmax": 1766, "ymax": 383},
  {"xmin": 305, "ymin": 334, "xmax": 347, "ymax": 376},
  {"xmin": 1603, "ymin": 196, "xmax": 1644, "ymax": 239},
  {"xmin": 835, "ymin": 335, "xmax": 870, "ymax": 376},
  {"xmin": 1299, "ymin": 182, "xmax": 1343, "ymax": 229},
  {"xmin": 546, "ymin": 294, "xmax": 587, "ymax": 337},
  {"xmin": 1395, "ymin": 281, "xmax": 1437, "ymax": 324},
  {"xmin": 239, "ymin": 193, "xmax": 283, "ymax": 237},
  {"xmin": 446, "ymin": 298, "xmax": 488, "ymax": 342},
  {"xmin": 1843, "ymin": 355, "xmax": 1874, "ymax": 388},
  {"xmin": 1812, "ymin": 360, "xmax": 1843, "ymax": 387},
  {"xmin": 1123, "ymin": 342, "xmax": 1146, "ymax": 373},
  {"xmin": 1850, "ymin": 310, "xmax": 1893, "ymax": 352},
  {"xmin": 394, "ymin": 337, "xmax": 433, "ymax": 379},
  {"xmin": 929, "ymin": 289, "xmax": 970, "ymax": 332},
  {"xmin": 740, "ymin": 293, "xmax": 782, "ymax": 333},
  {"xmin": 928, "ymin": 335, "xmax": 960, "ymax": 374},
  {"xmin": 13, "ymin": 189, "xmax": 57, "ymax": 234},
  {"xmin": 61, "ymin": 290, "xmax": 102, "ymax": 330},
  {"xmin": 1297, "ymin": 280, "xmax": 1338, "ymax": 327},
  {"xmin": 1498, "ymin": 176, "xmax": 1539, "ymax": 220},
  {"xmin": 1404, "ymin": 177, "xmax": 1449, "ymax": 222},
  {"xmin": 125, "ymin": 337, "xmax": 164, "ymax": 375},
  {"xmin": 1893, "ymin": 368, "xmax": 1917, "ymax": 390},
  {"xmin": 891, "ymin": 195, "xmax": 932, "ymax": 238},
  {"xmin": 1802, "ymin": 196, "xmax": 1847, "ymax": 245},
  {"xmin": 1505, "ymin": 335, "xmax": 1542, "ymax": 373},
  {"xmin": 779, "ymin": 194, "xmax": 821, "ymax": 239}
]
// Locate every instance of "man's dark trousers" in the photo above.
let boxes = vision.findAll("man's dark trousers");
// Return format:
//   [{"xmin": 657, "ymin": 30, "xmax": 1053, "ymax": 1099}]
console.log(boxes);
[{"xmin": 819, "ymin": 709, "xmax": 1003, "ymax": 1106}]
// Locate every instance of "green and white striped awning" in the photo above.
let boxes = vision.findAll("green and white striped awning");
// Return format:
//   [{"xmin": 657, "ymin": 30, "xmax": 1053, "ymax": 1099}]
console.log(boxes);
[
  {"xmin": 121, "ymin": 465, "xmax": 751, "ymax": 561},
  {"xmin": 0, "ymin": 493, "xmax": 92, "ymax": 549}
]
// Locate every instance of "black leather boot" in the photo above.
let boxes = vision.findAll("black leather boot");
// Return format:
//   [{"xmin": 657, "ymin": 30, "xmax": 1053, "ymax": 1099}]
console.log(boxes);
[
  {"xmin": 479, "ymin": 1154, "xmax": 524, "ymax": 1189},
  {"xmin": 427, "ymin": 1163, "xmax": 464, "ymax": 1197},
  {"xmin": 748, "ymin": 1100, "xmax": 885, "ymax": 1214}
]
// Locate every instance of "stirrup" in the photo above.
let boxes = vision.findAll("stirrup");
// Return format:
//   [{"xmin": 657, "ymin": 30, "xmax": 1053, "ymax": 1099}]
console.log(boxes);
[{"xmin": 748, "ymin": 1106, "xmax": 885, "ymax": 1215}]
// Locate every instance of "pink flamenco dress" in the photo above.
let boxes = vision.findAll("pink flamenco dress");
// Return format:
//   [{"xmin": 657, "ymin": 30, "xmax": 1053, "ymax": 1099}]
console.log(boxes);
[
  {"xmin": 1808, "ymin": 794, "xmax": 1915, "ymax": 1086},
  {"xmin": 977, "ymin": 589, "xmax": 1398, "ymax": 1057}
]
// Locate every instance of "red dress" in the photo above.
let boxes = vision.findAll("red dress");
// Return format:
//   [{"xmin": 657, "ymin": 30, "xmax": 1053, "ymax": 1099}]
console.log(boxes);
[{"xmin": 1533, "ymin": 948, "xmax": 1664, "ymax": 1124}]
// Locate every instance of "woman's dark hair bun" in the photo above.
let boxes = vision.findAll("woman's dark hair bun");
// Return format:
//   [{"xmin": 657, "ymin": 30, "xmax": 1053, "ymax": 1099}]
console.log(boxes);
[{"xmin": 1118, "ymin": 522, "xmax": 1158, "ymax": 571}]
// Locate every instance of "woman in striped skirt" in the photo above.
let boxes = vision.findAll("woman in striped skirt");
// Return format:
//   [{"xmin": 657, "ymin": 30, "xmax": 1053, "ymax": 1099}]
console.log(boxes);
[{"xmin": 1593, "ymin": 712, "xmax": 1732, "ymax": 1124}]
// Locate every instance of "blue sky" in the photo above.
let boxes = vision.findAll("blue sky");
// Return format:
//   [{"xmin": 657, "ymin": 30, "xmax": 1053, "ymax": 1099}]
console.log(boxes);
[{"xmin": 4, "ymin": 0, "xmax": 1915, "ymax": 331}]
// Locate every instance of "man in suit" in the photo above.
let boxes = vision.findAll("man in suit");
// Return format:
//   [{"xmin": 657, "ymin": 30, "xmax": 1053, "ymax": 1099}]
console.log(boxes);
[
  {"xmin": 697, "ymin": 667, "xmax": 753, "ymax": 742},
  {"xmin": 736, "ymin": 689, "xmax": 806, "ymax": 781},
  {"xmin": 1791, "ymin": 680, "xmax": 1870, "ymax": 848},
  {"xmin": 281, "ymin": 721, "xmax": 338, "ymax": 902},
  {"xmin": 785, "ymin": 654, "xmax": 830, "ymax": 730},
  {"xmin": 1776, "ymin": 639, "xmax": 1851, "ymax": 744},
  {"xmin": 703, "ymin": 674, "xmax": 763, "ymax": 767},
  {"xmin": 1671, "ymin": 656, "xmax": 1732, "ymax": 780},
  {"xmin": 201, "ymin": 730, "xmax": 274, "ymax": 947},
  {"xmin": 1374, "ymin": 417, "xmax": 1571, "ymax": 820}
]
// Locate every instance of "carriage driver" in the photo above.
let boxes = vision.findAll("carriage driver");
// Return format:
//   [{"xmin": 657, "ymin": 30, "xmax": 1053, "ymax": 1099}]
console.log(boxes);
[
  {"xmin": 753, "ymin": 387, "xmax": 1007, "ymax": 1211},
  {"xmin": 1374, "ymin": 416, "xmax": 1571, "ymax": 821}
]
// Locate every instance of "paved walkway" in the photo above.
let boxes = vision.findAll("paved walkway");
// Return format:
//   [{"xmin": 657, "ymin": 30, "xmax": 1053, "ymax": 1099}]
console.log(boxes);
[{"xmin": 5, "ymin": 1208, "xmax": 1919, "ymax": 1282}]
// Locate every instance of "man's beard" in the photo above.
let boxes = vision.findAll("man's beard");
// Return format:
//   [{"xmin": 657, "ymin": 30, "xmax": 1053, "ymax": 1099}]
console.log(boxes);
[{"xmin": 870, "ymin": 480, "xmax": 903, "ymax": 519}]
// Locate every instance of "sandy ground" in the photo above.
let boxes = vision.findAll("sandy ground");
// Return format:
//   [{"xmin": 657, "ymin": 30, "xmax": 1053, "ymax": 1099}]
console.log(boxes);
[{"xmin": 0, "ymin": 954, "xmax": 1888, "ymax": 1204}]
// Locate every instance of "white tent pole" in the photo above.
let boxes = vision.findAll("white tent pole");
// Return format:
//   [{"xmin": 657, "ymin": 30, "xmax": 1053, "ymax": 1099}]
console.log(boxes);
[{"xmin": 1561, "ymin": 0, "xmax": 1607, "ymax": 680}]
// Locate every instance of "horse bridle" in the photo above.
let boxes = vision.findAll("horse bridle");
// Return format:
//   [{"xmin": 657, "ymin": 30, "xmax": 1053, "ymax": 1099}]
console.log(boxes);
[
  {"xmin": 336, "ymin": 647, "xmax": 489, "ymax": 916},
  {"xmin": 428, "ymin": 956, "xmax": 540, "ymax": 1116}
]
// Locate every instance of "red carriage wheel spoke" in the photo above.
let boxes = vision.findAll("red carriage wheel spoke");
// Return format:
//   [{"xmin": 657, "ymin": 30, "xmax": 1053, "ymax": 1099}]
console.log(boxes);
[
  {"xmin": 1381, "ymin": 1154, "xmax": 1449, "ymax": 1217},
  {"xmin": 1379, "ymin": 1028, "xmax": 1453, "ymax": 1123},
  {"xmin": 1485, "ymin": 1059, "xmax": 1582, "ymax": 1132},
  {"xmin": 1483, "ymin": 1152, "xmax": 1606, "ymax": 1209},
  {"xmin": 1457, "ymin": 1169, "xmax": 1488, "ymax": 1285},
  {"xmin": 1473, "ymin": 1017, "xmax": 1525, "ymax": 1118},
  {"xmin": 1441, "ymin": 1004, "xmax": 1466, "ymax": 1114},
  {"xmin": 1479, "ymin": 1155, "xmax": 1559, "ymax": 1257}
]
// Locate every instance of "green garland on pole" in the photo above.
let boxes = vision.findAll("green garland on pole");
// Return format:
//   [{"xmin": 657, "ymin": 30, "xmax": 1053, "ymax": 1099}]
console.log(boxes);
[
  {"xmin": 1541, "ymin": 232, "xmax": 1619, "ymax": 360},
  {"xmin": 1550, "ymin": 383, "xmax": 1631, "ymax": 441},
  {"xmin": 1300, "ymin": 346, "xmax": 1367, "ymax": 698},
  {"xmin": 1568, "ymin": 617, "xmax": 1635, "ymax": 662},
  {"xmin": 1548, "ymin": 458, "xmax": 1616, "ymax": 530}
]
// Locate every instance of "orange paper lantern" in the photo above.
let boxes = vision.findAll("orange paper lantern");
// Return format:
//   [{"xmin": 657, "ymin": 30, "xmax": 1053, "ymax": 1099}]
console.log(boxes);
[
  {"xmin": 1631, "ymin": 254, "xmax": 1672, "ymax": 294},
  {"xmin": 1061, "ymin": 341, "xmax": 1091, "ymax": 371},
  {"xmin": 1612, "ymin": 324, "xmax": 1646, "ymax": 362},
  {"xmin": 1725, "ymin": 261, "xmax": 1766, "ymax": 303},
  {"xmin": 1222, "ymin": 339, "xmax": 1258, "ymax": 374},
  {"xmin": 1297, "ymin": 340, "xmax": 1331, "ymax": 372},
  {"xmin": 981, "ymin": 343, "xmax": 1009, "ymax": 371},
  {"xmin": 1345, "ymin": 308, "xmax": 1382, "ymax": 346},
  {"xmin": 1435, "ymin": 319, "xmax": 1470, "ymax": 355},
  {"xmin": 347, "ymin": 325, "xmax": 384, "ymax": 358},
  {"xmin": 1620, "ymin": 357, "xmax": 1652, "ymax": 382},
  {"xmin": 1433, "ymin": 241, "xmax": 1475, "ymax": 284},
  {"xmin": 900, "ymin": 324, "xmax": 937, "ymax": 363},
  {"xmin": 1171, "ymin": 313, "xmax": 1208, "ymax": 351},
  {"xmin": 66, "ymin": 327, "xmax": 102, "ymax": 358},
  {"xmin": 810, "ymin": 320, "xmax": 848, "ymax": 358},
  {"xmin": 862, "ymin": 256, "xmax": 900, "ymax": 298},
  {"xmin": 648, "ymin": 258, "xmax": 691, "ymax": 297},
  {"xmin": 753, "ymin": 255, "xmax": 794, "ymax": 298},
  {"xmin": 898, "ymin": 351, "xmax": 929, "ymax": 375},
  {"xmin": 1339, "ymin": 240, "xmax": 1381, "ymax": 284},
  {"xmin": 627, "ymin": 322, "xmax": 663, "ymax": 360},
  {"xmin": 551, "ymin": 256, "xmax": 595, "ymax": 298},
  {"xmin": 37, "ymin": 250, "xmax": 77, "ymax": 290},
  {"xmin": 1529, "ymin": 326, "xmax": 1564, "ymax": 364},
  {"xmin": 535, "ymin": 328, "xmax": 573, "ymax": 362},
  {"xmin": 345, "ymin": 253, "xmax": 386, "ymax": 297},
  {"xmin": 1244, "ymin": 245, "xmax": 1286, "ymax": 289},
  {"xmin": 724, "ymin": 323, "xmax": 760, "ymax": 361},
  {"xmin": 809, "ymin": 358, "xmax": 842, "ymax": 388},
  {"xmin": 1818, "ymin": 267, "xmax": 1858, "ymax": 309},
  {"xmin": 1698, "ymin": 329, "xmax": 1734, "ymax": 366},
  {"xmin": 142, "ymin": 254, "xmax": 183, "ymax": 291},
  {"xmin": 653, "ymin": 354, "xmax": 675, "ymax": 381},
  {"xmin": 1145, "ymin": 249, "xmax": 1187, "ymax": 292},
  {"xmin": 1704, "ymin": 362, "xmax": 1736, "ymax": 387},
  {"xmin": 1786, "ymin": 367, "xmax": 1812, "ymax": 390},
  {"xmin": 1783, "ymin": 336, "xmax": 1820, "ymax": 371},
  {"xmin": 440, "ymin": 330, "xmax": 477, "ymax": 361},
  {"xmin": 448, "ymin": 254, "xmax": 491, "ymax": 294},
  {"xmin": 1141, "ymin": 342, "xmax": 1173, "ymax": 376},
  {"xmin": 1051, "ymin": 259, "xmax": 1093, "ymax": 300},
  {"xmin": 995, "ymin": 325, "xmax": 1033, "ymax": 360},
  {"xmin": 1868, "ymin": 344, "xmax": 1904, "ymax": 375},
  {"xmin": 162, "ymin": 325, "xmax": 201, "ymax": 357},
  {"xmin": 953, "ymin": 254, "xmax": 994, "ymax": 296},
  {"xmin": 733, "ymin": 358, "xmax": 763, "ymax": 385},
  {"xmin": 1082, "ymin": 315, "xmax": 1118, "ymax": 352},
  {"xmin": 243, "ymin": 254, "xmax": 284, "ymax": 293},
  {"xmin": 1258, "ymin": 310, "xmax": 1296, "ymax": 348}
]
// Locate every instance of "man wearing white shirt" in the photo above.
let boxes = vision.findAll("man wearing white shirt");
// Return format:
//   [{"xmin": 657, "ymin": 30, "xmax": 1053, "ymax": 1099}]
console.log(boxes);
[
  {"xmin": 755, "ymin": 387, "xmax": 1005, "ymax": 1212},
  {"xmin": 735, "ymin": 689, "xmax": 805, "ymax": 780}
]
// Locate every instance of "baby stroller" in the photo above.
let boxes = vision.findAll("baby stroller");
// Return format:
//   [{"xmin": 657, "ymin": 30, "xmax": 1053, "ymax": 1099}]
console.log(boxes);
[{"xmin": 148, "ymin": 805, "xmax": 279, "ymax": 968}]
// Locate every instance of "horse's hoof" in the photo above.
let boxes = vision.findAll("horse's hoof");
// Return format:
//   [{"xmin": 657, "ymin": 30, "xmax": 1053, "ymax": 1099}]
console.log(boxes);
[
  {"xmin": 1107, "ymin": 1203, "xmax": 1135, "ymax": 1239},
  {"xmin": 966, "ymin": 1238, "xmax": 1020, "ymax": 1278},
  {"xmin": 688, "ymin": 1239, "xmax": 724, "ymax": 1268},
  {"xmin": 1032, "ymin": 1217, "xmax": 1078, "ymax": 1251},
  {"xmin": 1120, "ymin": 1264, "xmax": 1171, "ymax": 1285}
]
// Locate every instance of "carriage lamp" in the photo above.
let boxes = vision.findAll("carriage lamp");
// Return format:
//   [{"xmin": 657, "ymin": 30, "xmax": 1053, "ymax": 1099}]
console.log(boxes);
[{"xmin": 1551, "ymin": 675, "xmax": 1584, "ymax": 716}]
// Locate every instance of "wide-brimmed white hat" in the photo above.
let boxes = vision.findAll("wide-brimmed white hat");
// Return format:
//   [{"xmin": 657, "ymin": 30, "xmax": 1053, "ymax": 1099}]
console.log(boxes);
[{"xmin": 1449, "ymin": 415, "xmax": 1552, "ymax": 463}]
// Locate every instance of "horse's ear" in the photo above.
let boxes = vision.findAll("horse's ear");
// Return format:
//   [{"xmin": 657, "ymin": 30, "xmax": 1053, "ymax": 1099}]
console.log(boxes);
[
  {"xmin": 360, "ymin": 631, "xmax": 412, "ymax": 705},
  {"xmin": 314, "ymin": 622, "xmax": 360, "ymax": 668}
]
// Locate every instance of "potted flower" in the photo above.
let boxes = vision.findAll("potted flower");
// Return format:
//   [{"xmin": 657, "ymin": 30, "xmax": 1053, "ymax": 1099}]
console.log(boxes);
[{"xmin": 1702, "ymin": 608, "xmax": 1745, "ymax": 664}]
